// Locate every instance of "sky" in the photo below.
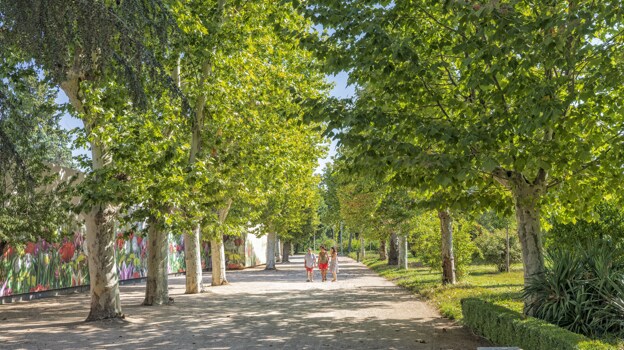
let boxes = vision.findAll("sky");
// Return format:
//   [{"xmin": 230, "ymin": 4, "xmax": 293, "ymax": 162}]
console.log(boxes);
[
  {"xmin": 315, "ymin": 72, "xmax": 354, "ymax": 174},
  {"xmin": 59, "ymin": 72, "xmax": 355, "ymax": 172}
]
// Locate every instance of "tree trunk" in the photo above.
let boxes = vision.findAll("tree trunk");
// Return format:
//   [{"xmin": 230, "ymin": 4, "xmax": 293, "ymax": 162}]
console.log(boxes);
[
  {"xmin": 211, "ymin": 200, "xmax": 232, "ymax": 286},
  {"xmin": 378, "ymin": 239, "xmax": 387, "ymax": 261},
  {"xmin": 83, "ymin": 136, "xmax": 119, "ymax": 320},
  {"xmin": 438, "ymin": 209, "xmax": 456, "ymax": 285},
  {"xmin": 339, "ymin": 222, "xmax": 343, "ymax": 254},
  {"xmin": 275, "ymin": 236, "xmax": 282, "ymax": 263},
  {"xmin": 388, "ymin": 232, "xmax": 399, "ymax": 265},
  {"xmin": 211, "ymin": 237, "xmax": 227, "ymax": 286},
  {"xmin": 61, "ymin": 77, "xmax": 122, "ymax": 321},
  {"xmin": 283, "ymin": 241, "xmax": 291, "ymax": 262},
  {"xmin": 84, "ymin": 203, "xmax": 121, "ymax": 320},
  {"xmin": 398, "ymin": 234, "xmax": 408, "ymax": 270},
  {"xmin": 512, "ymin": 183, "xmax": 545, "ymax": 315},
  {"xmin": 505, "ymin": 226, "xmax": 511, "ymax": 273},
  {"xmin": 358, "ymin": 237, "xmax": 365, "ymax": 262},
  {"xmin": 143, "ymin": 215, "xmax": 169, "ymax": 306},
  {"xmin": 347, "ymin": 231, "xmax": 353, "ymax": 253},
  {"xmin": 493, "ymin": 167, "xmax": 547, "ymax": 315},
  {"xmin": 184, "ymin": 225, "xmax": 203, "ymax": 293},
  {"xmin": 266, "ymin": 232, "xmax": 277, "ymax": 270}
]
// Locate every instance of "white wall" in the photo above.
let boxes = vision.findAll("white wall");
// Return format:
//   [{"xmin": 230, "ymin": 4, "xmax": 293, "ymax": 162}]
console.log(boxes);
[{"xmin": 244, "ymin": 231, "xmax": 267, "ymax": 267}]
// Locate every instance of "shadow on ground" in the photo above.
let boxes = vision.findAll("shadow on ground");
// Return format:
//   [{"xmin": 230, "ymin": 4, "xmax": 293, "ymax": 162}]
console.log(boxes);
[{"xmin": 0, "ymin": 256, "xmax": 489, "ymax": 350}]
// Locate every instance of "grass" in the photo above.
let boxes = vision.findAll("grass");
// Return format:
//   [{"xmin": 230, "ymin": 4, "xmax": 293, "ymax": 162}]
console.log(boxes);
[
  {"xmin": 361, "ymin": 254, "xmax": 624, "ymax": 349},
  {"xmin": 361, "ymin": 255, "xmax": 524, "ymax": 320}
]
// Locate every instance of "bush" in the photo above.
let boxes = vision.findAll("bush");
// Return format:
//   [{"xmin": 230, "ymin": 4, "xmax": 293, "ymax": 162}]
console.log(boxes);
[
  {"xmin": 410, "ymin": 211, "xmax": 477, "ymax": 278},
  {"xmin": 473, "ymin": 227, "xmax": 522, "ymax": 271},
  {"xmin": 319, "ymin": 238, "xmax": 336, "ymax": 250},
  {"xmin": 462, "ymin": 298, "xmax": 616, "ymax": 350},
  {"xmin": 523, "ymin": 242, "xmax": 624, "ymax": 339}
]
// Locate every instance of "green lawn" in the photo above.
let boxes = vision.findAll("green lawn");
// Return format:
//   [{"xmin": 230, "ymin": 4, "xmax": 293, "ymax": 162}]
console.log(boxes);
[
  {"xmin": 361, "ymin": 255, "xmax": 624, "ymax": 348},
  {"xmin": 362, "ymin": 255, "xmax": 524, "ymax": 320}
]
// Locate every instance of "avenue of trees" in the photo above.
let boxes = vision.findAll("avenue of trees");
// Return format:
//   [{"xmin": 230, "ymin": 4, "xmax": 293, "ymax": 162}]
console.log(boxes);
[
  {"xmin": 1, "ymin": 0, "xmax": 327, "ymax": 320},
  {"xmin": 1, "ymin": 0, "xmax": 624, "ymax": 341},
  {"xmin": 305, "ymin": 0, "xmax": 624, "ymax": 317}
]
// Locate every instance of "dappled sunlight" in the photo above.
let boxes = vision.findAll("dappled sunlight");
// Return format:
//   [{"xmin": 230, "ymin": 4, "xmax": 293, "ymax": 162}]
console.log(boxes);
[{"xmin": 0, "ymin": 255, "xmax": 489, "ymax": 349}]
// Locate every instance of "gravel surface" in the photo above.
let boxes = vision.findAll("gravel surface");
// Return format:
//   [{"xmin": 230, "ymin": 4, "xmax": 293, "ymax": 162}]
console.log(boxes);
[{"xmin": 0, "ymin": 255, "xmax": 490, "ymax": 349}]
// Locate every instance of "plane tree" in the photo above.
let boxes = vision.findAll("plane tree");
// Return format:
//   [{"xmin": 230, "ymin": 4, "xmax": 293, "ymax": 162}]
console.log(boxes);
[{"xmin": 0, "ymin": 0, "xmax": 174, "ymax": 319}]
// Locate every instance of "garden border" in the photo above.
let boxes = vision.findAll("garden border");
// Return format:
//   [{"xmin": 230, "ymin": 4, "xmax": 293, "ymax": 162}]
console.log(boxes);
[{"xmin": 461, "ymin": 298, "xmax": 616, "ymax": 350}]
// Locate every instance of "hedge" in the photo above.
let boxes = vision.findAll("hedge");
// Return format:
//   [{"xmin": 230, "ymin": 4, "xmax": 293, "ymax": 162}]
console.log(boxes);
[{"xmin": 461, "ymin": 298, "xmax": 616, "ymax": 350}]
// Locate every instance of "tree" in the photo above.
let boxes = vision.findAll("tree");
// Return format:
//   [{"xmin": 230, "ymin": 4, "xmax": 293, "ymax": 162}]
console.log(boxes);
[
  {"xmin": 304, "ymin": 1, "xmax": 624, "ymax": 313},
  {"xmin": 0, "ymin": 51, "xmax": 74, "ymax": 245},
  {"xmin": 1, "ymin": 0, "xmax": 175, "ymax": 320},
  {"xmin": 171, "ymin": 0, "xmax": 328, "ymax": 282},
  {"xmin": 336, "ymin": 182, "xmax": 380, "ymax": 261},
  {"xmin": 100, "ymin": 83, "xmax": 189, "ymax": 305},
  {"xmin": 410, "ymin": 210, "xmax": 477, "ymax": 279}
]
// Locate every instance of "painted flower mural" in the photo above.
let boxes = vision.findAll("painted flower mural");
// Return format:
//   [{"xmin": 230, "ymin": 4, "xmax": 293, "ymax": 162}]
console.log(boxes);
[
  {"xmin": 0, "ymin": 231, "xmax": 227, "ymax": 297},
  {"xmin": 59, "ymin": 241, "xmax": 76, "ymax": 263},
  {"xmin": 0, "ymin": 231, "xmax": 190, "ymax": 297}
]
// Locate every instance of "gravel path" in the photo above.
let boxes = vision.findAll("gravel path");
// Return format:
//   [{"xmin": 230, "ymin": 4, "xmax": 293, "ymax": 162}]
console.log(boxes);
[{"xmin": 0, "ymin": 255, "xmax": 490, "ymax": 349}]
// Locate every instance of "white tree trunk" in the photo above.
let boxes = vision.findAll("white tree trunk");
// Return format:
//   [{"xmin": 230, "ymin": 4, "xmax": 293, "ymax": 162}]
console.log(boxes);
[
  {"xmin": 275, "ymin": 236, "xmax": 282, "ymax": 263},
  {"xmin": 184, "ymin": 225, "xmax": 203, "ymax": 293},
  {"xmin": 438, "ymin": 209, "xmax": 456, "ymax": 285},
  {"xmin": 512, "ymin": 184, "xmax": 545, "ymax": 315},
  {"xmin": 61, "ymin": 77, "xmax": 122, "ymax": 321},
  {"xmin": 358, "ymin": 237, "xmax": 365, "ymax": 262},
  {"xmin": 493, "ymin": 168, "xmax": 547, "ymax": 315},
  {"xmin": 211, "ymin": 200, "xmax": 232, "ymax": 286},
  {"xmin": 398, "ymin": 234, "xmax": 408, "ymax": 270},
  {"xmin": 266, "ymin": 232, "xmax": 277, "ymax": 270},
  {"xmin": 143, "ymin": 215, "xmax": 169, "ymax": 305},
  {"xmin": 211, "ymin": 238, "xmax": 227, "ymax": 286},
  {"xmin": 84, "ymin": 203, "xmax": 121, "ymax": 320}
]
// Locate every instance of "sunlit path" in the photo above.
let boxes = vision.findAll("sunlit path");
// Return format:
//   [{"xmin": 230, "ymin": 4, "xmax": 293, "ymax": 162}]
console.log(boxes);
[{"xmin": 0, "ymin": 255, "xmax": 489, "ymax": 349}]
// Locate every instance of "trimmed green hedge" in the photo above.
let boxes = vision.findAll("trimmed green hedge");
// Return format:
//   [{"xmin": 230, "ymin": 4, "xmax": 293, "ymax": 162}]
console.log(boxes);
[{"xmin": 461, "ymin": 298, "xmax": 616, "ymax": 350}]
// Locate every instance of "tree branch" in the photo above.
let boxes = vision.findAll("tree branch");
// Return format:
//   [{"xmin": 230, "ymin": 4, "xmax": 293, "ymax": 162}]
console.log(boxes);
[{"xmin": 491, "ymin": 167, "xmax": 511, "ymax": 189}]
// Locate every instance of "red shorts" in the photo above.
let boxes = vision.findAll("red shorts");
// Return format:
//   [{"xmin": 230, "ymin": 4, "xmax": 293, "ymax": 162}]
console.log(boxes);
[
  {"xmin": 318, "ymin": 263, "xmax": 328, "ymax": 270},
  {"xmin": 306, "ymin": 267, "xmax": 313, "ymax": 272}
]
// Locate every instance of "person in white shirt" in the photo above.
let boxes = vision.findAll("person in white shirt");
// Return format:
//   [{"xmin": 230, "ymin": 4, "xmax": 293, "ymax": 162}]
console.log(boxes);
[{"xmin": 304, "ymin": 247, "xmax": 317, "ymax": 282}]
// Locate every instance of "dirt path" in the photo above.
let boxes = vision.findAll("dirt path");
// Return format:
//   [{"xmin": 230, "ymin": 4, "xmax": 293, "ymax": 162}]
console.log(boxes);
[{"xmin": 0, "ymin": 255, "xmax": 489, "ymax": 349}]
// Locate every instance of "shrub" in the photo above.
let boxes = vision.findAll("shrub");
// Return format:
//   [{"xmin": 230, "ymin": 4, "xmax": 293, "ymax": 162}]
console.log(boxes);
[
  {"xmin": 524, "ymin": 242, "xmax": 624, "ymax": 339},
  {"xmin": 473, "ymin": 227, "xmax": 522, "ymax": 271},
  {"xmin": 320, "ymin": 238, "xmax": 336, "ymax": 251},
  {"xmin": 462, "ymin": 298, "xmax": 616, "ymax": 350}
]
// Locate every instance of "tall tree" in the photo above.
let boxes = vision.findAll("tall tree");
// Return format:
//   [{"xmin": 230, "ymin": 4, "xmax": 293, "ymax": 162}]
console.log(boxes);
[
  {"xmin": 0, "ymin": 0, "xmax": 174, "ymax": 320},
  {"xmin": 0, "ymin": 52, "xmax": 74, "ymax": 245}
]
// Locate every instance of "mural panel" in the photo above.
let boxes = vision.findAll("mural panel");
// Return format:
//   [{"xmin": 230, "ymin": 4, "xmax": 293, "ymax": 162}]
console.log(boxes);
[
  {"xmin": 1, "ymin": 230, "xmax": 265, "ymax": 297},
  {"xmin": 0, "ymin": 232, "xmax": 188, "ymax": 297}
]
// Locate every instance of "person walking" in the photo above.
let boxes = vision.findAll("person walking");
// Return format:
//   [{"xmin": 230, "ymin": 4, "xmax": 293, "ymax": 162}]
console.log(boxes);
[
  {"xmin": 329, "ymin": 246, "xmax": 339, "ymax": 282},
  {"xmin": 304, "ymin": 247, "xmax": 316, "ymax": 282},
  {"xmin": 318, "ymin": 246, "xmax": 329, "ymax": 282}
]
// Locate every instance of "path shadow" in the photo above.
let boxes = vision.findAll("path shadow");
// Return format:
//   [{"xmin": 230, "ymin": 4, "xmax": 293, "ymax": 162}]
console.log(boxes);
[
  {"xmin": 0, "ymin": 255, "xmax": 490, "ymax": 349},
  {"xmin": 1, "ymin": 287, "xmax": 488, "ymax": 349}
]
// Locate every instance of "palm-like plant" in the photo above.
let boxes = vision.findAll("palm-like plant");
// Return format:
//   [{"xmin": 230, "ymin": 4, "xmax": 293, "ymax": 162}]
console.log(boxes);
[{"xmin": 524, "ymin": 242, "xmax": 624, "ymax": 338}]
